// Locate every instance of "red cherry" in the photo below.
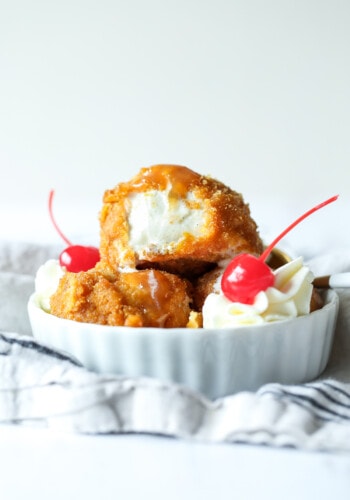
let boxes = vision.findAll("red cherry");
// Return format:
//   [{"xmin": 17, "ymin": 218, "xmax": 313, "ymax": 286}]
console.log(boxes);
[
  {"xmin": 59, "ymin": 245, "xmax": 100, "ymax": 272},
  {"xmin": 221, "ymin": 195, "xmax": 339, "ymax": 304},
  {"xmin": 221, "ymin": 254, "xmax": 274, "ymax": 304},
  {"xmin": 49, "ymin": 190, "xmax": 100, "ymax": 272}
]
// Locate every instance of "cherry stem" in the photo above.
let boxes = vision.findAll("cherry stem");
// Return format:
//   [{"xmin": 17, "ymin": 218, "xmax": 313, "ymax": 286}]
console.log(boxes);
[
  {"xmin": 48, "ymin": 190, "xmax": 73, "ymax": 247},
  {"xmin": 259, "ymin": 194, "xmax": 339, "ymax": 262}
]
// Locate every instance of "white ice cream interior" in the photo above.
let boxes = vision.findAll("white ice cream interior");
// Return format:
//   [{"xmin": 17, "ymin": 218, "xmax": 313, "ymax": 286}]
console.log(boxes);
[{"xmin": 127, "ymin": 187, "xmax": 205, "ymax": 255}]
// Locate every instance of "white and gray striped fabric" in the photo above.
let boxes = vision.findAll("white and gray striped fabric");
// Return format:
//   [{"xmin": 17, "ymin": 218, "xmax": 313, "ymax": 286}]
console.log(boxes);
[{"xmin": 1, "ymin": 240, "xmax": 350, "ymax": 452}]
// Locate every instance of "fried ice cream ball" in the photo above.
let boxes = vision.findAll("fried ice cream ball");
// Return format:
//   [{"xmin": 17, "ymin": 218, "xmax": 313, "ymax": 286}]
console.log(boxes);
[
  {"xmin": 50, "ymin": 264, "xmax": 193, "ymax": 328},
  {"xmin": 99, "ymin": 165, "xmax": 263, "ymax": 277},
  {"xmin": 193, "ymin": 267, "xmax": 223, "ymax": 312}
]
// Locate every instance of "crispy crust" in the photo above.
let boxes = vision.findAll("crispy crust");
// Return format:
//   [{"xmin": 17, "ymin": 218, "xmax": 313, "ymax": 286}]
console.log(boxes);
[
  {"xmin": 99, "ymin": 165, "xmax": 263, "ymax": 276},
  {"xmin": 50, "ymin": 263, "xmax": 193, "ymax": 328},
  {"xmin": 193, "ymin": 267, "xmax": 223, "ymax": 312}
]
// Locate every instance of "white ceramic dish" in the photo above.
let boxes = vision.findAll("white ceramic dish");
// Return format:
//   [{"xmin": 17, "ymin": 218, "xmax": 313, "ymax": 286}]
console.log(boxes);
[{"xmin": 27, "ymin": 290, "xmax": 339, "ymax": 400}]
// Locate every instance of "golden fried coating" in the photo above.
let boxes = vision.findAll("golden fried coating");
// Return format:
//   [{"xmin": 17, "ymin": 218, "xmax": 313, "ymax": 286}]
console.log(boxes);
[
  {"xmin": 50, "ymin": 263, "xmax": 193, "ymax": 328},
  {"xmin": 193, "ymin": 267, "xmax": 222, "ymax": 312},
  {"xmin": 99, "ymin": 165, "xmax": 263, "ymax": 277}
]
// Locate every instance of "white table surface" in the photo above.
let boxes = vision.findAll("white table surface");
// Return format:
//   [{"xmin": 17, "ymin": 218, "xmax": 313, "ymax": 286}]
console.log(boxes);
[{"xmin": 1, "ymin": 424, "xmax": 350, "ymax": 500}]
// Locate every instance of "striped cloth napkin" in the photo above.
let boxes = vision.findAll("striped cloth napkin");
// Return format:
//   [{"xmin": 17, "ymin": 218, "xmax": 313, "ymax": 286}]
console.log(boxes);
[{"xmin": 1, "ymin": 240, "xmax": 350, "ymax": 452}]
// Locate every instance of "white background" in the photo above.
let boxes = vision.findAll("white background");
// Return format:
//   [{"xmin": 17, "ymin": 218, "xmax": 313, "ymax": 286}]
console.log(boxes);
[
  {"xmin": 1, "ymin": 0, "xmax": 350, "ymax": 247},
  {"xmin": 1, "ymin": 4, "xmax": 350, "ymax": 497}
]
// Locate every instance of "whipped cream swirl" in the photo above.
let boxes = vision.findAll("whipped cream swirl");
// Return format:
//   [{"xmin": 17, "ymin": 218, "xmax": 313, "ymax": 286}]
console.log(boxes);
[
  {"xmin": 34, "ymin": 259, "xmax": 64, "ymax": 312},
  {"xmin": 202, "ymin": 257, "xmax": 314, "ymax": 327}
]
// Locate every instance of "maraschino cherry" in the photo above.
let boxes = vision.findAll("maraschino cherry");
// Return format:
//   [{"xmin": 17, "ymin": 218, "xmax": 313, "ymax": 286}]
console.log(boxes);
[
  {"xmin": 48, "ymin": 190, "xmax": 100, "ymax": 272},
  {"xmin": 221, "ymin": 195, "xmax": 339, "ymax": 304}
]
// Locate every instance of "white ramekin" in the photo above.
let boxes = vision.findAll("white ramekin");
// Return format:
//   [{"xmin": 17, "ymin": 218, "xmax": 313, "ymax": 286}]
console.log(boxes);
[{"xmin": 27, "ymin": 290, "xmax": 339, "ymax": 400}]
